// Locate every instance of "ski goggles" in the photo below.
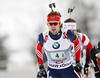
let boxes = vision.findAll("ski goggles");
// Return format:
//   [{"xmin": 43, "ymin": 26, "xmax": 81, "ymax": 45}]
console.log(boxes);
[{"xmin": 47, "ymin": 22, "xmax": 59, "ymax": 26}]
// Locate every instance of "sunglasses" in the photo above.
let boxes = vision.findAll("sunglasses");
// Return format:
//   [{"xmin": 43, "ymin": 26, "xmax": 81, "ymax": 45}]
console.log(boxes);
[{"xmin": 47, "ymin": 22, "xmax": 59, "ymax": 26}]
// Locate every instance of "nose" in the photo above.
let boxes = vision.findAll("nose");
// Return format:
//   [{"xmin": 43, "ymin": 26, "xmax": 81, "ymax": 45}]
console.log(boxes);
[{"xmin": 51, "ymin": 24, "xmax": 55, "ymax": 26}]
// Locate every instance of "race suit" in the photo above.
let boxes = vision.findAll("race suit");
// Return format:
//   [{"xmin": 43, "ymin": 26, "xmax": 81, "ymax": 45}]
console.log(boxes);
[{"xmin": 36, "ymin": 30, "xmax": 81, "ymax": 78}]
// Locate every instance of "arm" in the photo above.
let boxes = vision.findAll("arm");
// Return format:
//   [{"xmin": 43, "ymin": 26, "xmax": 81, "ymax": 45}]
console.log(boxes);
[
  {"xmin": 67, "ymin": 30, "xmax": 81, "ymax": 62},
  {"xmin": 67, "ymin": 30, "xmax": 82, "ymax": 72},
  {"xmin": 35, "ymin": 33, "xmax": 47, "ymax": 78},
  {"xmin": 81, "ymin": 34, "xmax": 92, "ymax": 61},
  {"xmin": 73, "ymin": 37, "xmax": 81, "ymax": 62},
  {"xmin": 36, "ymin": 42, "xmax": 44, "ymax": 68},
  {"xmin": 81, "ymin": 34, "xmax": 92, "ymax": 76},
  {"xmin": 36, "ymin": 33, "xmax": 44, "ymax": 68}
]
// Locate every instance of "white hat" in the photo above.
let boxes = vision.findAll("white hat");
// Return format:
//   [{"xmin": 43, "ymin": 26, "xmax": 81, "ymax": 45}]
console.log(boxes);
[{"xmin": 63, "ymin": 22, "xmax": 77, "ymax": 31}]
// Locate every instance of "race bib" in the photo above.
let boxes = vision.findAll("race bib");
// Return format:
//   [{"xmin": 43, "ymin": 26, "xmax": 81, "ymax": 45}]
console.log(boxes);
[{"xmin": 50, "ymin": 51, "xmax": 66, "ymax": 60}]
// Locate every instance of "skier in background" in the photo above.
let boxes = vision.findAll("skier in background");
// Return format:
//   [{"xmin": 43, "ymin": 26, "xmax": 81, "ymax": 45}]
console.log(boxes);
[
  {"xmin": 63, "ymin": 18, "xmax": 93, "ymax": 78},
  {"xmin": 90, "ymin": 41, "xmax": 100, "ymax": 78}
]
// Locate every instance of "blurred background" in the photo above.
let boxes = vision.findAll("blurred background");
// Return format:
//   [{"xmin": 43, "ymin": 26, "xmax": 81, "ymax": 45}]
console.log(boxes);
[{"xmin": 0, "ymin": 0, "xmax": 100, "ymax": 78}]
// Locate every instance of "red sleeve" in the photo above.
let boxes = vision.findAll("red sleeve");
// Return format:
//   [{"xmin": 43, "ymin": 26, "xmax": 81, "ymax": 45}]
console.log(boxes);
[
  {"xmin": 82, "ymin": 34, "xmax": 92, "ymax": 60},
  {"xmin": 82, "ymin": 34, "xmax": 86, "ymax": 43},
  {"xmin": 35, "ymin": 42, "xmax": 44, "ymax": 67},
  {"xmin": 73, "ymin": 37, "xmax": 81, "ymax": 61},
  {"xmin": 86, "ymin": 41, "xmax": 92, "ymax": 60}
]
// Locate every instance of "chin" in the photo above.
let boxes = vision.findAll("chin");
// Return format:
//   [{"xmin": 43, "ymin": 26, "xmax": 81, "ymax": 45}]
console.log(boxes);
[{"xmin": 53, "ymin": 31, "xmax": 57, "ymax": 35}]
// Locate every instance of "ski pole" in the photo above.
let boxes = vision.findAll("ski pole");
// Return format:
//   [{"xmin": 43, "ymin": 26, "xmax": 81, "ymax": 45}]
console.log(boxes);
[{"xmin": 87, "ymin": 68, "xmax": 90, "ymax": 78}]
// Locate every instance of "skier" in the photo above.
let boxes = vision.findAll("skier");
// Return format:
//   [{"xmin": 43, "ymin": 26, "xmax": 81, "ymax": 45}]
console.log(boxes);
[
  {"xmin": 36, "ymin": 3, "xmax": 82, "ymax": 78},
  {"xmin": 63, "ymin": 18, "xmax": 93, "ymax": 78},
  {"xmin": 90, "ymin": 41, "xmax": 100, "ymax": 78}
]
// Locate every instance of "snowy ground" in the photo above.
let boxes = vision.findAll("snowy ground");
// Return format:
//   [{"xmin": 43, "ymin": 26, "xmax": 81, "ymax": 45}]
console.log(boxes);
[{"xmin": 0, "ymin": 63, "xmax": 37, "ymax": 78}]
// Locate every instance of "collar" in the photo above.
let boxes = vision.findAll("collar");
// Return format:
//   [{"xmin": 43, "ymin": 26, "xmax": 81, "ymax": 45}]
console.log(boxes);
[{"xmin": 49, "ymin": 30, "xmax": 62, "ymax": 40}]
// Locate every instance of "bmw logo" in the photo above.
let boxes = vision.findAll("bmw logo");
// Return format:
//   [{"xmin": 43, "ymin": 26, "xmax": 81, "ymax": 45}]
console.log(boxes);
[{"xmin": 52, "ymin": 42, "xmax": 60, "ymax": 49}]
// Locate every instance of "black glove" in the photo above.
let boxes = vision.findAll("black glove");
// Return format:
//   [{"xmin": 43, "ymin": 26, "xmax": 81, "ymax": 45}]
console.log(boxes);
[
  {"xmin": 95, "ymin": 71, "xmax": 100, "ymax": 78},
  {"xmin": 97, "ymin": 41, "xmax": 100, "ymax": 51},
  {"xmin": 37, "ymin": 67, "xmax": 47, "ymax": 78},
  {"xmin": 95, "ymin": 41, "xmax": 100, "ymax": 52},
  {"xmin": 84, "ymin": 63, "xmax": 90, "ymax": 75},
  {"xmin": 74, "ymin": 61, "xmax": 82, "ymax": 72}
]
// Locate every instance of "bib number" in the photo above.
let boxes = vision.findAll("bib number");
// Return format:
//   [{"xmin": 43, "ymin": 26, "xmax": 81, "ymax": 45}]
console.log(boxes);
[{"xmin": 50, "ymin": 51, "xmax": 66, "ymax": 60}]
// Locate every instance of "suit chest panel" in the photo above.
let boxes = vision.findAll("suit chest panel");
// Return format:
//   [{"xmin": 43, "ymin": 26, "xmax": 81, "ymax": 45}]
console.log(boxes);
[{"xmin": 44, "ymin": 34, "xmax": 71, "ymax": 51}]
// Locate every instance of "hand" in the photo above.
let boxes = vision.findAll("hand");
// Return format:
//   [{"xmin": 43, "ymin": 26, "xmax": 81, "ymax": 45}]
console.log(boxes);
[
  {"xmin": 97, "ymin": 41, "xmax": 100, "ymax": 51},
  {"xmin": 95, "ymin": 41, "xmax": 100, "ymax": 52},
  {"xmin": 37, "ymin": 67, "xmax": 47, "ymax": 78},
  {"xmin": 95, "ymin": 71, "xmax": 100, "ymax": 78},
  {"xmin": 74, "ymin": 61, "xmax": 82, "ymax": 72},
  {"xmin": 84, "ymin": 63, "xmax": 90, "ymax": 75},
  {"xmin": 67, "ymin": 30, "xmax": 76, "ymax": 42}
]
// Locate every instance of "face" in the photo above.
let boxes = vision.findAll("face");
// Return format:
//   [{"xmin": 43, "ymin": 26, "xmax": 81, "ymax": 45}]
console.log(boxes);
[{"xmin": 47, "ymin": 21, "xmax": 61, "ymax": 35}]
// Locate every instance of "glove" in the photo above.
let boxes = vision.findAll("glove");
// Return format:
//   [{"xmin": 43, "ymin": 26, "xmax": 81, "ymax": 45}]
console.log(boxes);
[
  {"xmin": 95, "ymin": 71, "xmax": 100, "ymax": 78},
  {"xmin": 74, "ymin": 61, "xmax": 82, "ymax": 72},
  {"xmin": 95, "ymin": 41, "xmax": 100, "ymax": 53},
  {"xmin": 67, "ymin": 30, "xmax": 76, "ymax": 42},
  {"xmin": 97, "ymin": 41, "xmax": 100, "ymax": 51},
  {"xmin": 37, "ymin": 67, "xmax": 47, "ymax": 78},
  {"xmin": 84, "ymin": 63, "xmax": 90, "ymax": 75}
]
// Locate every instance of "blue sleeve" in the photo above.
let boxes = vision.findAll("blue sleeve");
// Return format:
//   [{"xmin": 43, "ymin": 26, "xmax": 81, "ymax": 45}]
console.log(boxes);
[
  {"xmin": 38, "ymin": 33, "xmax": 44, "ymax": 46},
  {"xmin": 43, "ymin": 52, "xmax": 47, "ymax": 63},
  {"xmin": 67, "ymin": 30, "xmax": 76, "ymax": 42}
]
